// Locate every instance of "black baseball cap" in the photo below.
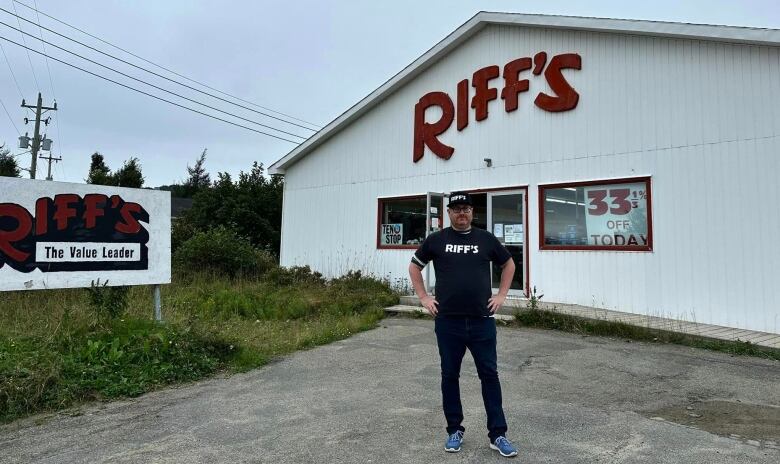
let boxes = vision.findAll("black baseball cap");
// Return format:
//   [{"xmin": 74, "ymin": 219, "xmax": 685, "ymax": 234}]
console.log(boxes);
[{"xmin": 447, "ymin": 192, "xmax": 473, "ymax": 207}]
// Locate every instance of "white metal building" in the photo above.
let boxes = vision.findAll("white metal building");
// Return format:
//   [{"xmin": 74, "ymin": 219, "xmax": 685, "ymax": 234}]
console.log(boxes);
[{"xmin": 269, "ymin": 12, "xmax": 780, "ymax": 334}]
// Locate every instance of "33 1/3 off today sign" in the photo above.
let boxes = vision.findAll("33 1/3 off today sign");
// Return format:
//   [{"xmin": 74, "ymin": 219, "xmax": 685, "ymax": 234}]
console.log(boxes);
[
  {"xmin": 0, "ymin": 177, "xmax": 171, "ymax": 291},
  {"xmin": 583, "ymin": 182, "xmax": 649, "ymax": 246}
]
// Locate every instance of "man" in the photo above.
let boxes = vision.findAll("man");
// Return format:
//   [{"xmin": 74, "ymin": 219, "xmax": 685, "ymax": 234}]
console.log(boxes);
[{"xmin": 408, "ymin": 191, "xmax": 518, "ymax": 458}]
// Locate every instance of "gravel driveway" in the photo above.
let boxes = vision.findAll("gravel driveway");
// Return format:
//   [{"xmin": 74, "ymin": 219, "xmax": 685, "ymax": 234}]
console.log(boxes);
[{"xmin": 1, "ymin": 316, "xmax": 778, "ymax": 463}]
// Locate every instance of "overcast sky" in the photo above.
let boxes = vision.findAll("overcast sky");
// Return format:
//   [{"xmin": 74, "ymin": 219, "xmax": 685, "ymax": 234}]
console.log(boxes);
[{"xmin": 0, "ymin": 0, "xmax": 778, "ymax": 187}]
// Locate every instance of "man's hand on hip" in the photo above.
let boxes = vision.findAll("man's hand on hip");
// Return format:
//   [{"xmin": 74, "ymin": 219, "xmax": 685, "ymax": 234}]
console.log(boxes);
[
  {"xmin": 488, "ymin": 294, "xmax": 506, "ymax": 314},
  {"xmin": 420, "ymin": 295, "xmax": 439, "ymax": 316}
]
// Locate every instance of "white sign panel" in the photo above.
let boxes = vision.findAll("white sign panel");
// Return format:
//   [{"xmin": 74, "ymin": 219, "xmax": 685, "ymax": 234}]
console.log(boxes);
[
  {"xmin": 381, "ymin": 223, "xmax": 403, "ymax": 245},
  {"xmin": 0, "ymin": 177, "xmax": 171, "ymax": 291}
]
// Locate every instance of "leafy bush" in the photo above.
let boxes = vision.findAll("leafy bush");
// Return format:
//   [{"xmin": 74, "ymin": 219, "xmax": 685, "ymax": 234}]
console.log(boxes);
[
  {"xmin": 86, "ymin": 280, "xmax": 129, "ymax": 320},
  {"xmin": 171, "ymin": 216, "xmax": 198, "ymax": 254},
  {"xmin": 184, "ymin": 163, "xmax": 283, "ymax": 255},
  {"xmin": 60, "ymin": 320, "xmax": 231, "ymax": 398},
  {"xmin": 0, "ymin": 268, "xmax": 397, "ymax": 423},
  {"xmin": 0, "ymin": 320, "xmax": 233, "ymax": 421},
  {"xmin": 174, "ymin": 226, "xmax": 276, "ymax": 277}
]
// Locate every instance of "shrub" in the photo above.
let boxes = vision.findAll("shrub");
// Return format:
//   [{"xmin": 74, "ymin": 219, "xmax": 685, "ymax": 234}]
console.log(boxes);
[
  {"xmin": 263, "ymin": 265, "xmax": 326, "ymax": 287},
  {"xmin": 174, "ymin": 226, "xmax": 276, "ymax": 277},
  {"xmin": 324, "ymin": 270, "xmax": 398, "ymax": 316},
  {"xmin": 59, "ymin": 319, "xmax": 231, "ymax": 398},
  {"xmin": 183, "ymin": 163, "xmax": 283, "ymax": 255},
  {"xmin": 526, "ymin": 286, "xmax": 544, "ymax": 311},
  {"xmin": 171, "ymin": 216, "xmax": 198, "ymax": 254},
  {"xmin": 86, "ymin": 280, "xmax": 129, "ymax": 320},
  {"xmin": 194, "ymin": 270, "xmax": 396, "ymax": 321},
  {"xmin": 0, "ymin": 320, "xmax": 234, "ymax": 421}
]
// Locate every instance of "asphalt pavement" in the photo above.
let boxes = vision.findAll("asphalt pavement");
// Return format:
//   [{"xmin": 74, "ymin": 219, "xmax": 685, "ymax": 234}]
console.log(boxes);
[{"xmin": 1, "ymin": 316, "xmax": 778, "ymax": 463}]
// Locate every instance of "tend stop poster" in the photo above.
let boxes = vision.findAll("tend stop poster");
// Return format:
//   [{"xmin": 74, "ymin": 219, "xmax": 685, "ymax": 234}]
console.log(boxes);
[{"xmin": 0, "ymin": 177, "xmax": 171, "ymax": 291}]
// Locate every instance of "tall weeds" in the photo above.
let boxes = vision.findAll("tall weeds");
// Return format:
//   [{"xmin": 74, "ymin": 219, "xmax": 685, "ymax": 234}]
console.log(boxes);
[{"xmin": 0, "ymin": 268, "xmax": 397, "ymax": 423}]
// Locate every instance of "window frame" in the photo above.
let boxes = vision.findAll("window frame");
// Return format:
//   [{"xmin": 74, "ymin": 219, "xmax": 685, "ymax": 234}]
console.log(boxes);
[
  {"xmin": 538, "ymin": 176, "xmax": 653, "ymax": 252},
  {"xmin": 376, "ymin": 194, "xmax": 440, "ymax": 250}
]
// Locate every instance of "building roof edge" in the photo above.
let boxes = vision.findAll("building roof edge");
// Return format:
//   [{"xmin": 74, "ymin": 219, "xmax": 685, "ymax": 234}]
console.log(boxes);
[{"xmin": 268, "ymin": 12, "xmax": 780, "ymax": 174}]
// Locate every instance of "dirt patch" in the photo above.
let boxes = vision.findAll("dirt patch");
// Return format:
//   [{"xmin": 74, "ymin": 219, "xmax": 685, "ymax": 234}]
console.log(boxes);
[{"xmin": 644, "ymin": 400, "xmax": 780, "ymax": 446}]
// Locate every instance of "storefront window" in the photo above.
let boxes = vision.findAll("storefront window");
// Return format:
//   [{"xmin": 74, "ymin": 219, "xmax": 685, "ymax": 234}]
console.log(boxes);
[
  {"xmin": 377, "ymin": 196, "xmax": 428, "ymax": 248},
  {"xmin": 540, "ymin": 177, "xmax": 652, "ymax": 251}
]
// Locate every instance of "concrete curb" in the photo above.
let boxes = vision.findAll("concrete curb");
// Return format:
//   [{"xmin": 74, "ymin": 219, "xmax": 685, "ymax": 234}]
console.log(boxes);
[
  {"xmin": 385, "ymin": 304, "xmax": 515, "ymax": 322},
  {"xmin": 388, "ymin": 297, "xmax": 780, "ymax": 350}
]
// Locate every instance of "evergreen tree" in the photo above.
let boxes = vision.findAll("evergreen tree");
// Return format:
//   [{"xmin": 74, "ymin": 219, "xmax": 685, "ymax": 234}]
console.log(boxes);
[
  {"xmin": 86, "ymin": 153, "xmax": 145, "ymax": 188},
  {"xmin": 113, "ymin": 157, "xmax": 144, "ymax": 188},
  {"xmin": 157, "ymin": 149, "xmax": 211, "ymax": 198},
  {"xmin": 156, "ymin": 183, "xmax": 190, "ymax": 198},
  {"xmin": 0, "ymin": 145, "xmax": 21, "ymax": 177},
  {"xmin": 186, "ymin": 148, "xmax": 210, "ymax": 192},
  {"xmin": 86, "ymin": 152, "xmax": 113, "ymax": 185}
]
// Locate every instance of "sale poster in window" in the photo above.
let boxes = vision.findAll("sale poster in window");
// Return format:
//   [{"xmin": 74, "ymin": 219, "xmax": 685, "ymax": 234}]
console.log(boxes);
[{"xmin": 583, "ymin": 183, "xmax": 648, "ymax": 247}]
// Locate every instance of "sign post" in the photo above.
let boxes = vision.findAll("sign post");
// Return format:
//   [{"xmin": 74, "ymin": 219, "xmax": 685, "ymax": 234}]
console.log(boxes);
[{"xmin": 153, "ymin": 284, "xmax": 162, "ymax": 322}]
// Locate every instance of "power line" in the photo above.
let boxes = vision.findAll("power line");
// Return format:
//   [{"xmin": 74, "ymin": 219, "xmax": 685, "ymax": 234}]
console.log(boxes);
[
  {"xmin": 31, "ymin": 0, "xmax": 55, "ymax": 99},
  {"xmin": 0, "ymin": 34, "xmax": 303, "ymax": 144},
  {"xmin": 9, "ymin": 0, "xmax": 38, "ymax": 90},
  {"xmin": 0, "ymin": 94, "xmax": 20, "ymax": 134},
  {"xmin": 0, "ymin": 40, "xmax": 23, "ymax": 97},
  {"xmin": 11, "ymin": 0, "xmax": 322, "ymax": 130},
  {"xmin": 0, "ymin": 6, "xmax": 318, "ymax": 133},
  {"xmin": 0, "ymin": 21, "xmax": 308, "ymax": 140},
  {"xmin": 51, "ymin": 105, "xmax": 61, "ymax": 164},
  {"xmin": 30, "ymin": 0, "xmax": 60, "ymax": 174}
]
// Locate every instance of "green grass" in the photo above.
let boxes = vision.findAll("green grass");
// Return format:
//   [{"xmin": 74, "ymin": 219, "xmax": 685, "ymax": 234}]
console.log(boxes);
[
  {"xmin": 0, "ymin": 271, "xmax": 397, "ymax": 423},
  {"xmin": 513, "ymin": 308, "xmax": 780, "ymax": 361}
]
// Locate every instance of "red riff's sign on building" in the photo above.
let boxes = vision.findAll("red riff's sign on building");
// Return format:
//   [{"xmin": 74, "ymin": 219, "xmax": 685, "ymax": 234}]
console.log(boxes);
[{"xmin": 413, "ymin": 52, "xmax": 581, "ymax": 162}]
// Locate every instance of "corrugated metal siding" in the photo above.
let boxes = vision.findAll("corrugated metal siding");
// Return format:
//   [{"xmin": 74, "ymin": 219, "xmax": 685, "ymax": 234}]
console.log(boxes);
[{"xmin": 281, "ymin": 25, "xmax": 780, "ymax": 334}]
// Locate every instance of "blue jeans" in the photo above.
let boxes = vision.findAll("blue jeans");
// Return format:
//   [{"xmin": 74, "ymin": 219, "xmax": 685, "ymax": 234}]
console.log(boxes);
[{"xmin": 434, "ymin": 316, "xmax": 508, "ymax": 441}]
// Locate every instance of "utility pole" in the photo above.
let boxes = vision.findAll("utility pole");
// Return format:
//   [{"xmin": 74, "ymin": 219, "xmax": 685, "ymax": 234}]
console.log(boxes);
[
  {"xmin": 39, "ymin": 153, "xmax": 62, "ymax": 181},
  {"xmin": 20, "ymin": 92, "xmax": 57, "ymax": 179}
]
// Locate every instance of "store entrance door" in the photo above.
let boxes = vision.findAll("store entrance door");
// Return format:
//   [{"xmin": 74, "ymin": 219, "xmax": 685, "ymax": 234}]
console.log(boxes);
[{"xmin": 487, "ymin": 190, "xmax": 526, "ymax": 296}]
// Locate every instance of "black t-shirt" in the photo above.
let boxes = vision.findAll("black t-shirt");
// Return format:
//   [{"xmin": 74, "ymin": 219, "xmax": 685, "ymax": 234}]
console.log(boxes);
[{"xmin": 412, "ymin": 227, "xmax": 512, "ymax": 317}]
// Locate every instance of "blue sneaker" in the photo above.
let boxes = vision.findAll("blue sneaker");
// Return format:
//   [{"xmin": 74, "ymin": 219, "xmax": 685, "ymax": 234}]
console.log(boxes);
[
  {"xmin": 444, "ymin": 430, "xmax": 464, "ymax": 452},
  {"xmin": 490, "ymin": 436, "xmax": 518, "ymax": 457}
]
